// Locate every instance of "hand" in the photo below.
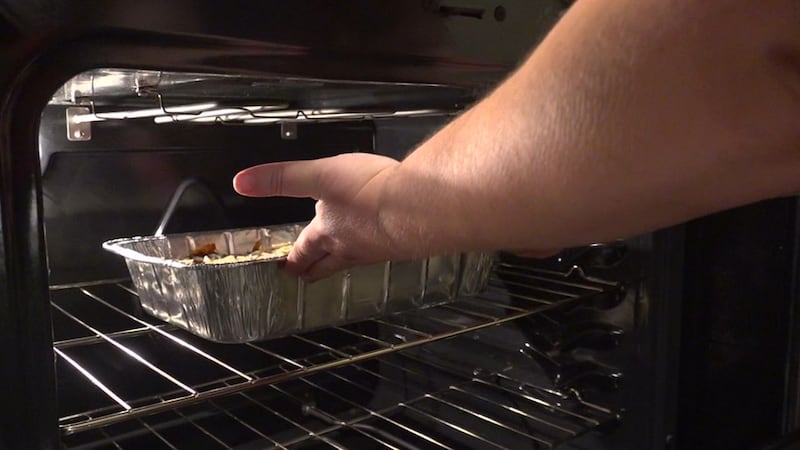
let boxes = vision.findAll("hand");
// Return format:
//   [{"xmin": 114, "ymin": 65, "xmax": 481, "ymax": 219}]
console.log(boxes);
[{"xmin": 233, "ymin": 153, "xmax": 400, "ymax": 281}]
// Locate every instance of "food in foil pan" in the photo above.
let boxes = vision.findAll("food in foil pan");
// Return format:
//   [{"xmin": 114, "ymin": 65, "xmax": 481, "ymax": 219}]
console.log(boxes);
[{"xmin": 180, "ymin": 241, "xmax": 293, "ymax": 265}]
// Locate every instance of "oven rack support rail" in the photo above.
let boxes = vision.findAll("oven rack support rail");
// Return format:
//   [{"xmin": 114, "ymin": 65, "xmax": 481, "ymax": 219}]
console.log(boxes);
[
  {"xmin": 51, "ymin": 262, "xmax": 621, "ymax": 443},
  {"xmin": 55, "ymin": 69, "xmax": 467, "ymax": 141}
]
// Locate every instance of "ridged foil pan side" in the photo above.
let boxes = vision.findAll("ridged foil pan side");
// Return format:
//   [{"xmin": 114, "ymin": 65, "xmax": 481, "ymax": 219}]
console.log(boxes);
[{"xmin": 103, "ymin": 224, "xmax": 493, "ymax": 343}]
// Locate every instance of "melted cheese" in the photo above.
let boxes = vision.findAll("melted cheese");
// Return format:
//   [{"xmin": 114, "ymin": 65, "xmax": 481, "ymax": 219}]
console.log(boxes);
[{"xmin": 179, "ymin": 242, "xmax": 293, "ymax": 265}]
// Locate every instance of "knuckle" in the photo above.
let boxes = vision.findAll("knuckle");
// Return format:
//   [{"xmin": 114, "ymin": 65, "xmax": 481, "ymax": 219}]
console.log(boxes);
[
  {"xmin": 308, "ymin": 220, "xmax": 335, "ymax": 249},
  {"xmin": 316, "ymin": 233, "xmax": 335, "ymax": 251},
  {"xmin": 296, "ymin": 230, "xmax": 321, "ymax": 254},
  {"xmin": 291, "ymin": 241, "xmax": 309, "ymax": 259},
  {"xmin": 331, "ymin": 241, "xmax": 349, "ymax": 256},
  {"xmin": 269, "ymin": 165, "xmax": 285, "ymax": 196},
  {"xmin": 304, "ymin": 225, "xmax": 324, "ymax": 245},
  {"xmin": 315, "ymin": 155, "xmax": 349, "ymax": 198}
]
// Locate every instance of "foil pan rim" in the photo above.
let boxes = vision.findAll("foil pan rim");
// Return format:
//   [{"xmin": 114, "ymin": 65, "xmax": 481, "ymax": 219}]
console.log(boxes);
[{"xmin": 102, "ymin": 229, "xmax": 294, "ymax": 269}]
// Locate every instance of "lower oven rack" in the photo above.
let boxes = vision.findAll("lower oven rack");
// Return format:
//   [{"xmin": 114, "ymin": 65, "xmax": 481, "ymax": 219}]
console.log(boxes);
[{"xmin": 52, "ymin": 262, "xmax": 621, "ymax": 449}]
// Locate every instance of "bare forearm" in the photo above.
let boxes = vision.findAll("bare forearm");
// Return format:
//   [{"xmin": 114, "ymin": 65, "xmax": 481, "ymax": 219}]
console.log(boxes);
[
  {"xmin": 379, "ymin": 0, "xmax": 800, "ymax": 255},
  {"xmin": 233, "ymin": 0, "xmax": 800, "ymax": 279}
]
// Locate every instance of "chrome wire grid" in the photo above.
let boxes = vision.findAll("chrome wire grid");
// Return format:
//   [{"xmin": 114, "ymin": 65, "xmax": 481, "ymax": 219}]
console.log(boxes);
[{"xmin": 53, "ymin": 263, "xmax": 620, "ymax": 449}]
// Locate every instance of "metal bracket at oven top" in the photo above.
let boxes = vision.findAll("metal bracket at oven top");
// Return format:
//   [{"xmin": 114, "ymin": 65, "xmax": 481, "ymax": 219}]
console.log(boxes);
[
  {"xmin": 281, "ymin": 121, "xmax": 297, "ymax": 140},
  {"xmin": 66, "ymin": 106, "xmax": 92, "ymax": 141}
]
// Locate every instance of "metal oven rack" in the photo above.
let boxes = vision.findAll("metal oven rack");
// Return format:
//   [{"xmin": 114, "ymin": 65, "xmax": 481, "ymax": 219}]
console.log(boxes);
[{"xmin": 52, "ymin": 263, "xmax": 621, "ymax": 449}]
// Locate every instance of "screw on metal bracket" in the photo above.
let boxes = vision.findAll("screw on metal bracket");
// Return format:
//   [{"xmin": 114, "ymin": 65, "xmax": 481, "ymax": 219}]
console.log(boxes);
[
  {"xmin": 66, "ymin": 107, "xmax": 92, "ymax": 141},
  {"xmin": 281, "ymin": 121, "xmax": 298, "ymax": 140}
]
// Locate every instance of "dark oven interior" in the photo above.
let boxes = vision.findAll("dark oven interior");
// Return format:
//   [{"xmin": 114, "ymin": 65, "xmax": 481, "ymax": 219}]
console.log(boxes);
[
  {"xmin": 3, "ymin": 2, "xmax": 798, "ymax": 450},
  {"xmin": 37, "ymin": 67, "xmax": 680, "ymax": 450}
]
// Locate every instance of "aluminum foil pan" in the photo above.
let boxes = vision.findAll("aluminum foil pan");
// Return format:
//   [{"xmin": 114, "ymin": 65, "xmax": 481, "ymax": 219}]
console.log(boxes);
[{"xmin": 103, "ymin": 224, "xmax": 493, "ymax": 343}]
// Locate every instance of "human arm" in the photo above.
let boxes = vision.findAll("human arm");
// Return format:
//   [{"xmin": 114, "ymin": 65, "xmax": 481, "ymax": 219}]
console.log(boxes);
[{"xmin": 234, "ymin": 0, "xmax": 800, "ymax": 280}]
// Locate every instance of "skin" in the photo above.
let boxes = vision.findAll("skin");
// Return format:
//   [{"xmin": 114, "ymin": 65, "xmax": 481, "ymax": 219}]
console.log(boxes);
[{"xmin": 234, "ymin": 0, "xmax": 800, "ymax": 281}]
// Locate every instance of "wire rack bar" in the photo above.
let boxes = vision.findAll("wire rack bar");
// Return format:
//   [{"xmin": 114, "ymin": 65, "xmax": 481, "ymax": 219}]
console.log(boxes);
[
  {"xmin": 56, "ymin": 264, "xmax": 618, "ymax": 440},
  {"xmin": 54, "ymin": 324, "xmax": 174, "ymax": 349},
  {"xmin": 270, "ymin": 347, "xmax": 584, "ymax": 448},
  {"xmin": 206, "ymin": 399, "xmax": 286, "ymax": 448},
  {"xmin": 54, "ymin": 348, "xmax": 132, "ymax": 412},
  {"xmin": 397, "ymin": 351, "xmax": 607, "ymax": 427},
  {"xmin": 496, "ymin": 263, "xmax": 619, "ymax": 287},
  {"xmin": 238, "ymin": 388, "xmax": 348, "ymax": 450},
  {"xmin": 244, "ymin": 342, "xmax": 306, "ymax": 369},
  {"xmin": 52, "ymin": 302, "xmax": 197, "ymax": 396},
  {"xmin": 99, "ymin": 428, "xmax": 123, "ymax": 450},
  {"xmin": 138, "ymin": 419, "xmax": 179, "ymax": 450},
  {"xmin": 269, "ymin": 379, "xmax": 448, "ymax": 450},
  {"xmin": 494, "ymin": 265, "xmax": 608, "ymax": 291},
  {"xmin": 472, "ymin": 377, "xmax": 600, "ymax": 425},
  {"xmin": 331, "ymin": 325, "xmax": 395, "ymax": 348},
  {"xmin": 442, "ymin": 386, "xmax": 574, "ymax": 435},
  {"xmin": 301, "ymin": 406, "xmax": 402, "ymax": 450},
  {"xmin": 263, "ymin": 372, "xmax": 422, "ymax": 446},
  {"xmin": 78, "ymin": 288, "xmax": 253, "ymax": 381},
  {"xmin": 362, "ymin": 353, "xmax": 588, "ymax": 441},
  {"xmin": 376, "ymin": 358, "xmax": 576, "ymax": 437},
  {"xmin": 291, "ymin": 374, "xmax": 453, "ymax": 450},
  {"xmin": 303, "ymin": 366, "xmax": 545, "ymax": 448},
  {"xmin": 171, "ymin": 407, "xmax": 236, "ymax": 450},
  {"xmin": 60, "ymin": 304, "xmax": 563, "ymax": 434},
  {"xmin": 371, "ymin": 318, "xmax": 433, "ymax": 338},
  {"xmin": 64, "ymin": 337, "xmax": 618, "ymax": 449},
  {"xmin": 58, "ymin": 342, "xmax": 343, "ymax": 425},
  {"xmin": 49, "ymin": 277, "xmax": 132, "ymax": 291}
]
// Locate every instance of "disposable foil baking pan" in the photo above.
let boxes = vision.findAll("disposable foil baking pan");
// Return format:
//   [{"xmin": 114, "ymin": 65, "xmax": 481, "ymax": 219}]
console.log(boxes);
[{"xmin": 103, "ymin": 224, "xmax": 493, "ymax": 343}]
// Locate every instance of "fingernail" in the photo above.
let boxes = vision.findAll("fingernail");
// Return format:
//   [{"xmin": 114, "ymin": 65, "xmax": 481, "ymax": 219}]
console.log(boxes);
[{"xmin": 233, "ymin": 172, "xmax": 252, "ymax": 194}]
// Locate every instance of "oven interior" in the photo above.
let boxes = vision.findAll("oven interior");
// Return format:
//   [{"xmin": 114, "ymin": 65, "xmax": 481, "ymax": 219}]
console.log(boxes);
[{"xmin": 41, "ymin": 68, "xmax": 678, "ymax": 450}]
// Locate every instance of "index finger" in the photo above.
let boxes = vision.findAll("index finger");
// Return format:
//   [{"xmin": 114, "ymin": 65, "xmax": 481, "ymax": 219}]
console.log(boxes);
[{"xmin": 233, "ymin": 159, "xmax": 326, "ymax": 199}]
